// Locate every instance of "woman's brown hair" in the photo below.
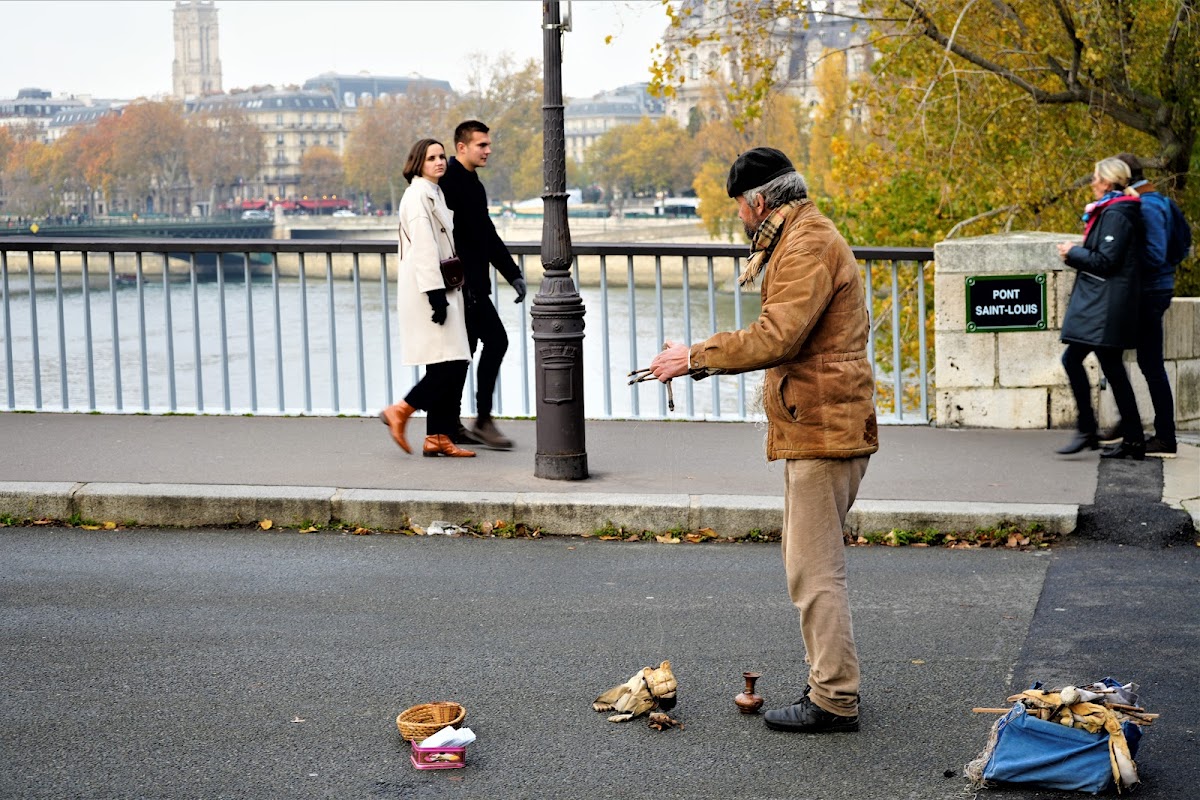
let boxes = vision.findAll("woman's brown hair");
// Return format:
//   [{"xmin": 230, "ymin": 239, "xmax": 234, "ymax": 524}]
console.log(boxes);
[{"xmin": 402, "ymin": 138, "xmax": 444, "ymax": 184}]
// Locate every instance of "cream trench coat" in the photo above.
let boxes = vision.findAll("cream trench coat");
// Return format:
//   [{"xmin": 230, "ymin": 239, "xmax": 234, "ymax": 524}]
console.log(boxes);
[{"xmin": 397, "ymin": 176, "xmax": 470, "ymax": 366}]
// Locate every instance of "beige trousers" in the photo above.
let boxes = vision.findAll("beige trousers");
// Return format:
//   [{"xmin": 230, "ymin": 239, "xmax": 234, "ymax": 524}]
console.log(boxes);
[{"xmin": 781, "ymin": 456, "xmax": 870, "ymax": 716}]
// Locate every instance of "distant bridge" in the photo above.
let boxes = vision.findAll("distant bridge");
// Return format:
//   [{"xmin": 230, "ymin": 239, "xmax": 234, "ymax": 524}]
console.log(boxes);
[{"xmin": 0, "ymin": 219, "xmax": 274, "ymax": 240}]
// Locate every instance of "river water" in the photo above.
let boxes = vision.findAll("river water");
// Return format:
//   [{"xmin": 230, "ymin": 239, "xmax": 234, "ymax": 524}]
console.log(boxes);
[{"xmin": 1, "ymin": 270, "xmax": 765, "ymax": 420}]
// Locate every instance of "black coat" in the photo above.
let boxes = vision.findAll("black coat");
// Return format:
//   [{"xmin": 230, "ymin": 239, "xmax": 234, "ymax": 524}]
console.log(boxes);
[
  {"xmin": 439, "ymin": 157, "xmax": 522, "ymax": 297},
  {"xmin": 1061, "ymin": 198, "xmax": 1143, "ymax": 349}
]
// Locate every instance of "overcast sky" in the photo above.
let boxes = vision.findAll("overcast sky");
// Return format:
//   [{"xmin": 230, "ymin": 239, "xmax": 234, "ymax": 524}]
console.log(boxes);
[{"xmin": 0, "ymin": 0, "xmax": 667, "ymax": 101}]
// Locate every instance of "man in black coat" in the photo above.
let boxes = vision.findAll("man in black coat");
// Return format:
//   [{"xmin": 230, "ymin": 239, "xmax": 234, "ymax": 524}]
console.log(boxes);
[{"xmin": 440, "ymin": 120, "xmax": 527, "ymax": 449}]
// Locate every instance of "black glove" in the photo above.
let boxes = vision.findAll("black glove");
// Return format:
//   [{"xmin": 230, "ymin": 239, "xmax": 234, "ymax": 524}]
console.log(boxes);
[
  {"xmin": 426, "ymin": 289, "xmax": 448, "ymax": 325},
  {"xmin": 512, "ymin": 277, "xmax": 527, "ymax": 304}
]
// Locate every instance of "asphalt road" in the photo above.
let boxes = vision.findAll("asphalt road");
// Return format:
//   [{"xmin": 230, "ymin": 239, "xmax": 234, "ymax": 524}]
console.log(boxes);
[{"xmin": 2, "ymin": 514, "xmax": 1196, "ymax": 799}]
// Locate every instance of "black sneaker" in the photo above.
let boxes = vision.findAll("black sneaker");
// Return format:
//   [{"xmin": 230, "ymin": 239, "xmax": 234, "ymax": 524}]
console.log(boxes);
[
  {"xmin": 1144, "ymin": 436, "xmax": 1177, "ymax": 458},
  {"xmin": 763, "ymin": 693, "xmax": 859, "ymax": 733}
]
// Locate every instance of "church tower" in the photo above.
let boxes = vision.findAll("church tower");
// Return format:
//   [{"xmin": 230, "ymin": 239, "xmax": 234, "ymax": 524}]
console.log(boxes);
[{"xmin": 172, "ymin": 0, "xmax": 222, "ymax": 99}]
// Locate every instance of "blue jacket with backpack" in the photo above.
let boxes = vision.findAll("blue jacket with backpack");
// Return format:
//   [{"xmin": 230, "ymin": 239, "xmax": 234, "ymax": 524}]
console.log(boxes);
[{"xmin": 1131, "ymin": 180, "xmax": 1192, "ymax": 291}]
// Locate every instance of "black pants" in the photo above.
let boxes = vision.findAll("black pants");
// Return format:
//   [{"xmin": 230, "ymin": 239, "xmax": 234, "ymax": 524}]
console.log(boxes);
[
  {"xmin": 465, "ymin": 295, "xmax": 508, "ymax": 419},
  {"xmin": 405, "ymin": 360, "xmax": 469, "ymax": 438},
  {"xmin": 1135, "ymin": 289, "xmax": 1176, "ymax": 445},
  {"xmin": 1061, "ymin": 343, "xmax": 1143, "ymax": 443}
]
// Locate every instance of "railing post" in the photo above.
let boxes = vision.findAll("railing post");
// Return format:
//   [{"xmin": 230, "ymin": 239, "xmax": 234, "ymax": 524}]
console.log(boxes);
[{"xmin": 531, "ymin": 0, "xmax": 588, "ymax": 480}]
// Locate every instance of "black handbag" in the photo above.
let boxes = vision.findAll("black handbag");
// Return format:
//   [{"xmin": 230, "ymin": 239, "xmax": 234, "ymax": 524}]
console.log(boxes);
[{"xmin": 439, "ymin": 255, "xmax": 465, "ymax": 290}]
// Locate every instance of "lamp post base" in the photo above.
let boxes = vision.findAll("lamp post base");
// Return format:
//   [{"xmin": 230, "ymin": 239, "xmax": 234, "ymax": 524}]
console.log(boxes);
[{"xmin": 535, "ymin": 452, "xmax": 588, "ymax": 481}]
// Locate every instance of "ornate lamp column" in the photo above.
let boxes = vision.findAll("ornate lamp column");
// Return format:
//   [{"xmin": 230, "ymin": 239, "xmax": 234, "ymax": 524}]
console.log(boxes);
[{"xmin": 532, "ymin": 0, "xmax": 588, "ymax": 480}]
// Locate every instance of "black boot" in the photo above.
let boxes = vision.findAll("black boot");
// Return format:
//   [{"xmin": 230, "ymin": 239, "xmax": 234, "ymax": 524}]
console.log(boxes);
[
  {"xmin": 1055, "ymin": 431, "xmax": 1099, "ymax": 455},
  {"xmin": 1100, "ymin": 439, "xmax": 1146, "ymax": 461}
]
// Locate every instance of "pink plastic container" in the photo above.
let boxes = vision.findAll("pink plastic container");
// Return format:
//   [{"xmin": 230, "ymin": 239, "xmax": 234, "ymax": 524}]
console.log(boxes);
[{"xmin": 410, "ymin": 740, "xmax": 467, "ymax": 770}]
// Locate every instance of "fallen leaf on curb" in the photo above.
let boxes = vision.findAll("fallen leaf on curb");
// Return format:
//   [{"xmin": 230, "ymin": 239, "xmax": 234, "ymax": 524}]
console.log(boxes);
[
  {"xmin": 299, "ymin": 526, "xmax": 318, "ymax": 534},
  {"xmin": 81, "ymin": 525, "xmax": 101, "ymax": 531},
  {"xmin": 260, "ymin": 519, "xmax": 273, "ymax": 530},
  {"xmin": 103, "ymin": 521, "xmax": 117, "ymax": 530},
  {"xmin": 479, "ymin": 521, "xmax": 494, "ymax": 534},
  {"xmin": 410, "ymin": 525, "xmax": 426, "ymax": 535},
  {"xmin": 351, "ymin": 527, "xmax": 370, "ymax": 535},
  {"xmin": 655, "ymin": 534, "xmax": 681, "ymax": 544},
  {"xmin": 32, "ymin": 519, "xmax": 53, "ymax": 525},
  {"xmin": 599, "ymin": 535, "xmax": 621, "ymax": 541}
]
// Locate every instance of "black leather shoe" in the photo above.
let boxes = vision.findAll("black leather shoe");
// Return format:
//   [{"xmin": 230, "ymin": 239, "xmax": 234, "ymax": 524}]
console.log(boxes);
[
  {"xmin": 451, "ymin": 425, "xmax": 482, "ymax": 446},
  {"xmin": 1055, "ymin": 432, "xmax": 1099, "ymax": 455},
  {"xmin": 1100, "ymin": 439, "xmax": 1145, "ymax": 461},
  {"xmin": 763, "ymin": 694, "xmax": 859, "ymax": 733}
]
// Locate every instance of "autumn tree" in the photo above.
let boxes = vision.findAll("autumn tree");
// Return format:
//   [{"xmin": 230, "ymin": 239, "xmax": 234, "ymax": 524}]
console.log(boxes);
[
  {"xmin": 298, "ymin": 146, "xmax": 345, "ymax": 199},
  {"xmin": 690, "ymin": 89, "xmax": 809, "ymax": 239},
  {"xmin": 586, "ymin": 117, "xmax": 696, "ymax": 209},
  {"xmin": 187, "ymin": 108, "xmax": 264, "ymax": 214},
  {"xmin": 3, "ymin": 138, "xmax": 62, "ymax": 215},
  {"xmin": 112, "ymin": 100, "xmax": 190, "ymax": 214},
  {"xmin": 344, "ymin": 85, "xmax": 455, "ymax": 212},
  {"xmin": 72, "ymin": 112, "xmax": 122, "ymax": 215},
  {"xmin": 451, "ymin": 53, "xmax": 544, "ymax": 202},
  {"xmin": 653, "ymin": 0, "xmax": 1199, "ymax": 290}
]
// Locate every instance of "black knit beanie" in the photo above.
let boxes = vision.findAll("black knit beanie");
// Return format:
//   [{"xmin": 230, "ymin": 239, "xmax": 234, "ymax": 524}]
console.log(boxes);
[{"xmin": 726, "ymin": 147, "xmax": 796, "ymax": 198}]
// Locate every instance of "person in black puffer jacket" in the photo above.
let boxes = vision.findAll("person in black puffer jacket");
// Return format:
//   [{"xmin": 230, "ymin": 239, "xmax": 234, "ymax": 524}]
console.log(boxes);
[{"xmin": 1054, "ymin": 157, "xmax": 1146, "ymax": 460}]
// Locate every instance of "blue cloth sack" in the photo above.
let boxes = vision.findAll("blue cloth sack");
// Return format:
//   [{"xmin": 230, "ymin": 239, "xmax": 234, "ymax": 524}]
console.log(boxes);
[{"xmin": 981, "ymin": 702, "xmax": 1142, "ymax": 794}]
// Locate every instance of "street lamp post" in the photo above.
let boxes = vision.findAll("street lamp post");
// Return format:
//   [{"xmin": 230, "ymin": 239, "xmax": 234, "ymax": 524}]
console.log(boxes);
[{"xmin": 531, "ymin": 0, "xmax": 588, "ymax": 480}]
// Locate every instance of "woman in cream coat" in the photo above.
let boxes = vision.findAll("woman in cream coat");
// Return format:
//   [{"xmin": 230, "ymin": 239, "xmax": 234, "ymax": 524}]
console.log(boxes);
[{"xmin": 378, "ymin": 138, "xmax": 474, "ymax": 457}]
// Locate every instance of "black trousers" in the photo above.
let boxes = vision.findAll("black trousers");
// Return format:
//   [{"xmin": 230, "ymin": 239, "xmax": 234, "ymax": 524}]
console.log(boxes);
[
  {"xmin": 465, "ymin": 295, "xmax": 508, "ymax": 419},
  {"xmin": 1135, "ymin": 289, "xmax": 1176, "ymax": 444},
  {"xmin": 404, "ymin": 360, "xmax": 469, "ymax": 438},
  {"xmin": 1061, "ymin": 343, "xmax": 1143, "ymax": 443}
]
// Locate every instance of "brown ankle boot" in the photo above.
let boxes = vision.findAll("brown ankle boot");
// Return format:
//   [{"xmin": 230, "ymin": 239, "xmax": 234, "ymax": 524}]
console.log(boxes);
[
  {"xmin": 423, "ymin": 434, "xmax": 476, "ymax": 458},
  {"xmin": 470, "ymin": 417, "xmax": 513, "ymax": 450},
  {"xmin": 378, "ymin": 401, "xmax": 416, "ymax": 454}
]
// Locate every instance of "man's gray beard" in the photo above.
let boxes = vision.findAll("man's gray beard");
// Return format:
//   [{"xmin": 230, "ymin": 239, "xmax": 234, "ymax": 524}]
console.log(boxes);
[{"xmin": 743, "ymin": 221, "xmax": 756, "ymax": 240}]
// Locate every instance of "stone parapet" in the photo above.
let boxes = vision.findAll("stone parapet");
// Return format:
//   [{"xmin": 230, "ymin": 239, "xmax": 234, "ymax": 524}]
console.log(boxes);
[{"xmin": 934, "ymin": 232, "xmax": 1198, "ymax": 430}]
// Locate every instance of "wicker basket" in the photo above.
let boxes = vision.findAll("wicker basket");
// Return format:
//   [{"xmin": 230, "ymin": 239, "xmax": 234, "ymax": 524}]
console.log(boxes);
[{"xmin": 396, "ymin": 702, "xmax": 466, "ymax": 742}]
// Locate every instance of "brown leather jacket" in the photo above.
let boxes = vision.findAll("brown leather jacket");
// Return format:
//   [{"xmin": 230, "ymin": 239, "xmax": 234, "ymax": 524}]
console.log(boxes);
[{"xmin": 688, "ymin": 201, "xmax": 879, "ymax": 461}]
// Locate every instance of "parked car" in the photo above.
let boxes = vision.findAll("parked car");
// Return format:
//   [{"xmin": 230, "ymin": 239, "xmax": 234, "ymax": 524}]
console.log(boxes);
[
  {"xmin": 241, "ymin": 209, "xmax": 272, "ymax": 221},
  {"xmin": 332, "ymin": 209, "xmax": 357, "ymax": 217}
]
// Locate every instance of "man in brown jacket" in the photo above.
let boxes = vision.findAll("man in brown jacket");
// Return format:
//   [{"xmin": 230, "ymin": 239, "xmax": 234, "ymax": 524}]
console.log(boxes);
[{"xmin": 651, "ymin": 147, "xmax": 878, "ymax": 733}]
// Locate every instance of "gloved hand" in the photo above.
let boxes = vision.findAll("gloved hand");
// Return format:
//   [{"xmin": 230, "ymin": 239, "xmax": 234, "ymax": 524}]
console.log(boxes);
[
  {"xmin": 426, "ymin": 289, "xmax": 448, "ymax": 325},
  {"xmin": 511, "ymin": 277, "xmax": 527, "ymax": 304}
]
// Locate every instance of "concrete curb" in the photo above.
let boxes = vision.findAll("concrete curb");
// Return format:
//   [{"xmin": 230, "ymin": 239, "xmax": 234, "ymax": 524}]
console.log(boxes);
[{"xmin": 0, "ymin": 481, "xmax": 1078, "ymax": 537}]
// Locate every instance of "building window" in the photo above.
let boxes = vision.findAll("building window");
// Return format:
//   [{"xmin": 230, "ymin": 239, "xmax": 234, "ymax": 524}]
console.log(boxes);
[
  {"xmin": 276, "ymin": 134, "xmax": 284, "ymax": 144},
  {"xmin": 688, "ymin": 53, "xmax": 699, "ymax": 80},
  {"xmin": 276, "ymin": 114, "xmax": 283, "ymax": 125}
]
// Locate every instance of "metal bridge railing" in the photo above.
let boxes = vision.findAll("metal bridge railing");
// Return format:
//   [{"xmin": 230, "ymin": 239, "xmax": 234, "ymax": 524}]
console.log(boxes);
[{"xmin": 0, "ymin": 237, "xmax": 934, "ymax": 423}]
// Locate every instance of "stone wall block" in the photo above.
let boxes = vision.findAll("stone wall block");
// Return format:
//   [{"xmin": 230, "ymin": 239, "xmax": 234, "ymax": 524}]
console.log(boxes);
[
  {"xmin": 998, "ymin": 332, "xmax": 1068, "ymax": 387},
  {"xmin": 1175, "ymin": 358, "xmax": 1200, "ymax": 429},
  {"xmin": 1164, "ymin": 298, "xmax": 1197, "ymax": 360},
  {"xmin": 935, "ymin": 332, "xmax": 996, "ymax": 388},
  {"xmin": 938, "ymin": 387, "xmax": 1050, "ymax": 429},
  {"xmin": 934, "ymin": 272, "xmax": 966, "ymax": 332}
]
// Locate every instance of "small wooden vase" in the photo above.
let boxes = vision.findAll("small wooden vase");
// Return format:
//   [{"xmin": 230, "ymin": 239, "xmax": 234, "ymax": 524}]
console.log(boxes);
[{"xmin": 735, "ymin": 672, "xmax": 763, "ymax": 714}]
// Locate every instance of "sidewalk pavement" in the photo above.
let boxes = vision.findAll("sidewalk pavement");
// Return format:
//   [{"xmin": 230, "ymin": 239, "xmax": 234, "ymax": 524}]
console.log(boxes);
[{"xmin": 1, "ymin": 412, "xmax": 1196, "ymax": 537}]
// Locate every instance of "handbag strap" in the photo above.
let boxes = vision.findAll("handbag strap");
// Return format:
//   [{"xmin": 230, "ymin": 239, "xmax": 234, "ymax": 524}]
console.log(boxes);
[{"xmin": 428, "ymin": 198, "xmax": 457, "ymax": 259}]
